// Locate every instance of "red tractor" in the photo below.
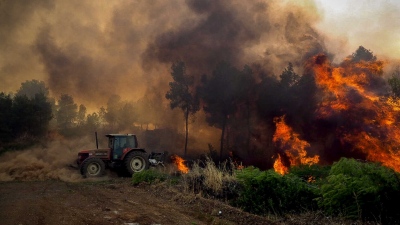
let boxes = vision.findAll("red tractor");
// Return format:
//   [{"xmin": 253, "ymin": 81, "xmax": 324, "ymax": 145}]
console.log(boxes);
[{"xmin": 77, "ymin": 133, "xmax": 165, "ymax": 177}]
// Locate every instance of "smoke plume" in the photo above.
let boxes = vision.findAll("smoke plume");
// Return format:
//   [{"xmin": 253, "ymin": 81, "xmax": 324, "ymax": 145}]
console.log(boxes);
[{"xmin": 0, "ymin": 0, "xmax": 326, "ymax": 107}]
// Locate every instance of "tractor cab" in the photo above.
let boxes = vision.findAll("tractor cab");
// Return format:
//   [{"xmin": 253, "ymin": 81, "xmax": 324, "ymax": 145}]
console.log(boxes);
[{"xmin": 107, "ymin": 134, "xmax": 138, "ymax": 160}]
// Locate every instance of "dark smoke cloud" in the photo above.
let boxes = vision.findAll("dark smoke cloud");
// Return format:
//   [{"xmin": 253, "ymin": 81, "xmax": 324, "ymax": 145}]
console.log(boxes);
[
  {"xmin": 143, "ymin": 0, "xmax": 326, "ymax": 77},
  {"xmin": 1, "ymin": 0, "xmax": 326, "ymax": 107},
  {"xmin": 35, "ymin": 26, "xmax": 117, "ymax": 103},
  {"xmin": 143, "ymin": 0, "xmax": 271, "ymax": 75}
]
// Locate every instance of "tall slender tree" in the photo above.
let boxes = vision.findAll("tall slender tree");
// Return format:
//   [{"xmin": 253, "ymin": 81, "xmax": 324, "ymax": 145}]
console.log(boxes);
[
  {"xmin": 166, "ymin": 61, "xmax": 199, "ymax": 156},
  {"xmin": 199, "ymin": 62, "xmax": 247, "ymax": 159},
  {"xmin": 0, "ymin": 93, "xmax": 13, "ymax": 142}
]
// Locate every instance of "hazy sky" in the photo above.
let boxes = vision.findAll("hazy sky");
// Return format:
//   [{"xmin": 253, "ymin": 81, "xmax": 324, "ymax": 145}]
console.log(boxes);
[{"xmin": 314, "ymin": 0, "xmax": 400, "ymax": 61}]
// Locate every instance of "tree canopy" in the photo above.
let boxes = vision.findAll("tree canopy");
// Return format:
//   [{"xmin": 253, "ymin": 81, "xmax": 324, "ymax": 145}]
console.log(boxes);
[
  {"xmin": 351, "ymin": 46, "xmax": 377, "ymax": 62},
  {"xmin": 166, "ymin": 61, "xmax": 200, "ymax": 155},
  {"xmin": 199, "ymin": 62, "xmax": 255, "ymax": 158},
  {"xmin": 56, "ymin": 94, "xmax": 78, "ymax": 133},
  {"xmin": 16, "ymin": 80, "xmax": 49, "ymax": 99}
]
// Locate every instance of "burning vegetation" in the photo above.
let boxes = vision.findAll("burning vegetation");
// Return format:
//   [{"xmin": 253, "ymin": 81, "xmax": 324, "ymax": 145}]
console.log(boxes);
[
  {"xmin": 1, "ymin": 1, "xmax": 400, "ymax": 179},
  {"xmin": 272, "ymin": 116, "xmax": 319, "ymax": 175},
  {"xmin": 268, "ymin": 51, "xmax": 399, "ymax": 174},
  {"xmin": 2, "ymin": 1, "xmax": 400, "ymax": 224},
  {"xmin": 170, "ymin": 154, "xmax": 189, "ymax": 174}
]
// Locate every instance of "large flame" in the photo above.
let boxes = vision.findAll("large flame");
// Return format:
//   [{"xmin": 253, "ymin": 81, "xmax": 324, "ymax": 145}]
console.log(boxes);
[
  {"xmin": 272, "ymin": 116, "xmax": 319, "ymax": 175},
  {"xmin": 309, "ymin": 54, "xmax": 400, "ymax": 172},
  {"xmin": 171, "ymin": 154, "xmax": 189, "ymax": 174}
]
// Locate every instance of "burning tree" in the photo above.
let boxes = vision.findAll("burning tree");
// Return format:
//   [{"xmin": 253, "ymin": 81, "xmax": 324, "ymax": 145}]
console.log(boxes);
[
  {"xmin": 272, "ymin": 116, "xmax": 319, "ymax": 175},
  {"xmin": 307, "ymin": 53, "xmax": 400, "ymax": 172}
]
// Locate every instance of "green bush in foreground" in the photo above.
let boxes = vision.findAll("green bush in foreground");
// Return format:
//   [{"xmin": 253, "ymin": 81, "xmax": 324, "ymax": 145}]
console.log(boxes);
[
  {"xmin": 289, "ymin": 164, "xmax": 331, "ymax": 183},
  {"xmin": 318, "ymin": 158, "xmax": 400, "ymax": 224},
  {"xmin": 131, "ymin": 169, "xmax": 168, "ymax": 185},
  {"xmin": 130, "ymin": 157, "xmax": 400, "ymax": 224},
  {"xmin": 234, "ymin": 167, "xmax": 318, "ymax": 215}
]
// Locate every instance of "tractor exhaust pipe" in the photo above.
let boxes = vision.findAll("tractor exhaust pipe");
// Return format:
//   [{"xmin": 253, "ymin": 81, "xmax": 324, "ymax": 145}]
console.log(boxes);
[{"xmin": 95, "ymin": 131, "xmax": 99, "ymax": 149}]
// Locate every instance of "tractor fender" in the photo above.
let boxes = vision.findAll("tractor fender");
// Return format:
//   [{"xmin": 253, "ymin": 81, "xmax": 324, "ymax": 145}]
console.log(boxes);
[{"xmin": 121, "ymin": 148, "xmax": 147, "ymax": 160}]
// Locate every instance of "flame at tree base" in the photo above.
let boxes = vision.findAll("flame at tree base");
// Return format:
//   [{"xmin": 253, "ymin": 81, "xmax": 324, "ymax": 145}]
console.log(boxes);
[
  {"xmin": 272, "ymin": 116, "xmax": 320, "ymax": 175},
  {"xmin": 171, "ymin": 154, "xmax": 189, "ymax": 174},
  {"xmin": 273, "ymin": 155, "xmax": 289, "ymax": 175}
]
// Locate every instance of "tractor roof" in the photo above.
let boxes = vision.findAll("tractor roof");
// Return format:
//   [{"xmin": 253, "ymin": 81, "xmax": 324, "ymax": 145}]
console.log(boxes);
[{"xmin": 105, "ymin": 134, "xmax": 136, "ymax": 137}]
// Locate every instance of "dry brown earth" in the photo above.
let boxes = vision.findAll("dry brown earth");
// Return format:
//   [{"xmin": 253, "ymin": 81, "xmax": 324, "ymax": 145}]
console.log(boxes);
[{"xmin": 0, "ymin": 179, "xmax": 274, "ymax": 225}]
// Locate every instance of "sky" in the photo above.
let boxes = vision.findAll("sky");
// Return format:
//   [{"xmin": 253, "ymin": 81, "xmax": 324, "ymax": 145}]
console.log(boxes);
[
  {"xmin": 314, "ymin": 0, "xmax": 400, "ymax": 61},
  {"xmin": 1, "ymin": 0, "xmax": 399, "ymax": 108}
]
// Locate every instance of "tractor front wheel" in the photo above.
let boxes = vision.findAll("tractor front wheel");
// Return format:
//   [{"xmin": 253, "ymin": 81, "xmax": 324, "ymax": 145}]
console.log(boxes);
[
  {"xmin": 80, "ymin": 157, "xmax": 105, "ymax": 178},
  {"xmin": 125, "ymin": 151, "xmax": 149, "ymax": 175}
]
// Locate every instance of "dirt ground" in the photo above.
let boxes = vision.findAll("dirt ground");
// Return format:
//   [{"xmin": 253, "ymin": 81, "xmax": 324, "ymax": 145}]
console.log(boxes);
[
  {"xmin": 0, "ymin": 178, "xmax": 274, "ymax": 225},
  {"xmin": 0, "ymin": 141, "xmax": 376, "ymax": 225}
]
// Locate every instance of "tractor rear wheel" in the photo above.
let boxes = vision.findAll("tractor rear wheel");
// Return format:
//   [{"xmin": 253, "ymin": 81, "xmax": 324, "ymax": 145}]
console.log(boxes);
[
  {"xmin": 125, "ymin": 151, "xmax": 149, "ymax": 175},
  {"xmin": 80, "ymin": 157, "xmax": 105, "ymax": 178}
]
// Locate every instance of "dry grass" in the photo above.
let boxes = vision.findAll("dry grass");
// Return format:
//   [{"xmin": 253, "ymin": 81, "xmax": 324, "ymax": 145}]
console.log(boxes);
[
  {"xmin": 203, "ymin": 159, "xmax": 235, "ymax": 193},
  {"xmin": 181, "ymin": 157, "xmax": 237, "ymax": 199}
]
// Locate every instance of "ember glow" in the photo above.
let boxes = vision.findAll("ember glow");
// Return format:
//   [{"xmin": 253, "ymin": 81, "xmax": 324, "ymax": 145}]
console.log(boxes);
[
  {"xmin": 272, "ymin": 116, "xmax": 319, "ymax": 175},
  {"xmin": 170, "ymin": 154, "xmax": 189, "ymax": 174},
  {"xmin": 308, "ymin": 54, "xmax": 400, "ymax": 172}
]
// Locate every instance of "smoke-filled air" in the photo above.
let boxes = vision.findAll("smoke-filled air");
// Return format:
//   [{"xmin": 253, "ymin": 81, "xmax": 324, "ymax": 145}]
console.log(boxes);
[{"xmin": 1, "ymin": 0, "xmax": 400, "ymax": 180}]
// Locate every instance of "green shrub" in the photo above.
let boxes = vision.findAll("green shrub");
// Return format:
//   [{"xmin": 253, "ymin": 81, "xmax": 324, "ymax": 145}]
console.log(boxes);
[
  {"xmin": 131, "ymin": 169, "xmax": 168, "ymax": 185},
  {"xmin": 318, "ymin": 158, "xmax": 400, "ymax": 224},
  {"xmin": 289, "ymin": 164, "xmax": 331, "ymax": 184},
  {"xmin": 234, "ymin": 167, "xmax": 318, "ymax": 215}
]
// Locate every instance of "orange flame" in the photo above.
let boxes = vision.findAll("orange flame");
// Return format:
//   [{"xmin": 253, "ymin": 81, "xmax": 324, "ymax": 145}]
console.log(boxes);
[
  {"xmin": 171, "ymin": 154, "xmax": 189, "ymax": 174},
  {"xmin": 273, "ymin": 154, "xmax": 289, "ymax": 175},
  {"xmin": 272, "ymin": 116, "xmax": 319, "ymax": 175},
  {"xmin": 308, "ymin": 54, "xmax": 400, "ymax": 172}
]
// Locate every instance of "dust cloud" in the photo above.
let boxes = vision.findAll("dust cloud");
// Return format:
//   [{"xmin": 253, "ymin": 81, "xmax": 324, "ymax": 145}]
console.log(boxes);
[{"xmin": 0, "ymin": 137, "xmax": 96, "ymax": 182}]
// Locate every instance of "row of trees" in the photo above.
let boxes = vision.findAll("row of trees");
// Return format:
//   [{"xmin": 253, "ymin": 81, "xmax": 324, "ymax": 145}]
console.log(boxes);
[
  {"xmin": 166, "ymin": 59, "xmax": 315, "ymax": 159},
  {"xmin": 0, "ymin": 80, "xmax": 52, "ymax": 145},
  {"xmin": 0, "ymin": 92, "xmax": 52, "ymax": 144},
  {"xmin": 3, "ymin": 46, "xmax": 400, "ymax": 163},
  {"xmin": 0, "ymin": 80, "xmax": 176, "ymax": 150},
  {"xmin": 166, "ymin": 46, "xmax": 400, "ymax": 162}
]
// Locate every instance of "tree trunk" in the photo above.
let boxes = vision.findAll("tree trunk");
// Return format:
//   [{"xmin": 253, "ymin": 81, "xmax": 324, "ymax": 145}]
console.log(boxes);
[
  {"xmin": 246, "ymin": 99, "xmax": 251, "ymax": 153},
  {"xmin": 220, "ymin": 115, "xmax": 227, "ymax": 160},
  {"xmin": 184, "ymin": 107, "xmax": 189, "ymax": 156}
]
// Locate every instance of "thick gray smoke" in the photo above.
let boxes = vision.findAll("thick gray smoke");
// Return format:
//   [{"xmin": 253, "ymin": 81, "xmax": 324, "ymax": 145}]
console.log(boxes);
[
  {"xmin": 143, "ymin": 0, "xmax": 325, "ymax": 76},
  {"xmin": 1, "ymin": 0, "xmax": 325, "ymax": 108}
]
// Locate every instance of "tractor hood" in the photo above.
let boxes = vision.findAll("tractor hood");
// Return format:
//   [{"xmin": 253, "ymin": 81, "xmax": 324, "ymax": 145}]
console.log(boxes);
[
  {"xmin": 78, "ymin": 148, "xmax": 110, "ymax": 154},
  {"xmin": 77, "ymin": 148, "xmax": 111, "ymax": 165}
]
